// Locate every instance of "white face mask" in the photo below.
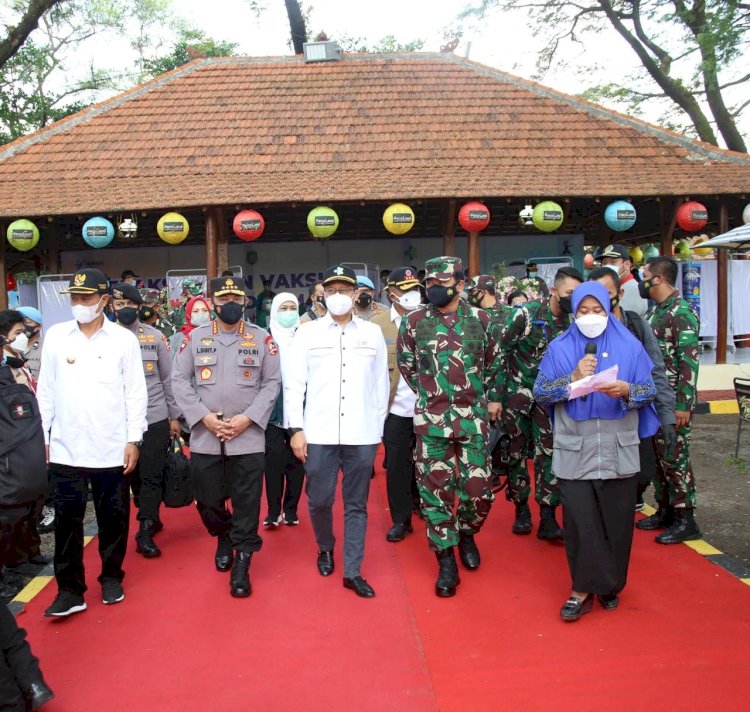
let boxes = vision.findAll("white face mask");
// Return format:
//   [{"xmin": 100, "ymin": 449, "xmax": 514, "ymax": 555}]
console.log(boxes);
[
  {"xmin": 10, "ymin": 333, "xmax": 29, "ymax": 355},
  {"xmin": 71, "ymin": 298, "xmax": 103, "ymax": 324},
  {"xmin": 190, "ymin": 311, "xmax": 210, "ymax": 327},
  {"xmin": 325, "ymin": 293, "xmax": 353, "ymax": 317},
  {"xmin": 397, "ymin": 290, "xmax": 422, "ymax": 311},
  {"xmin": 575, "ymin": 313, "xmax": 608, "ymax": 339}
]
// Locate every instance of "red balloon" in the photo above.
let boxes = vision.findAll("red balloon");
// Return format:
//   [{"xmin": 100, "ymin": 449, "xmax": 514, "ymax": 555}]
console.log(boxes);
[
  {"xmin": 583, "ymin": 253, "xmax": 594, "ymax": 269},
  {"xmin": 458, "ymin": 201, "xmax": 491, "ymax": 233},
  {"xmin": 6, "ymin": 273, "xmax": 17, "ymax": 291},
  {"xmin": 676, "ymin": 201, "xmax": 708, "ymax": 232},
  {"xmin": 233, "ymin": 209, "xmax": 265, "ymax": 242}
]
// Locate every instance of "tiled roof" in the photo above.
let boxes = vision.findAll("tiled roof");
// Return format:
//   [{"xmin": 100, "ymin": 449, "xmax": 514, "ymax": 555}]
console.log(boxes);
[{"xmin": 1, "ymin": 52, "xmax": 749, "ymax": 217}]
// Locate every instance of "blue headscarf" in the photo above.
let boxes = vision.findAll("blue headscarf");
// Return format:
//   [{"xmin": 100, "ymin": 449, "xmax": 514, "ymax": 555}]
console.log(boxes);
[{"xmin": 538, "ymin": 281, "xmax": 659, "ymax": 437}]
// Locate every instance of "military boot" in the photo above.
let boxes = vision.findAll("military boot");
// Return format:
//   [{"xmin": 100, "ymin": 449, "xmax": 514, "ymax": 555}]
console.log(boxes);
[
  {"xmin": 230, "ymin": 552, "xmax": 252, "ymax": 597},
  {"xmin": 537, "ymin": 505, "xmax": 563, "ymax": 540},
  {"xmin": 655, "ymin": 509, "xmax": 702, "ymax": 545},
  {"xmin": 435, "ymin": 548, "xmax": 460, "ymax": 597},
  {"xmin": 458, "ymin": 532, "xmax": 481, "ymax": 569},
  {"xmin": 512, "ymin": 502, "xmax": 532, "ymax": 535},
  {"xmin": 635, "ymin": 505, "xmax": 674, "ymax": 531},
  {"xmin": 135, "ymin": 519, "xmax": 161, "ymax": 558}
]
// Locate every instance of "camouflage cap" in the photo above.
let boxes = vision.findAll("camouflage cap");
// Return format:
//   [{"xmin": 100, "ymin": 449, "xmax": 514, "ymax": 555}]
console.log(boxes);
[
  {"xmin": 424, "ymin": 256, "xmax": 463, "ymax": 281},
  {"xmin": 182, "ymin": 278, "xmax": 203, "ymax": 296},
  {"xmin": 139, "ymin": 287, "xmax": 160, "ymax": 305},
  {"xmin": 467, "ymin": 274, "xmax": 496, "ymax": 292}
]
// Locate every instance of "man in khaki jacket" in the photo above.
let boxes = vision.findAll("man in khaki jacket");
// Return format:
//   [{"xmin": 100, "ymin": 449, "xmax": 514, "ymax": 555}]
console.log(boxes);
[{"xmin": 371, "ymin": 267, "xmax": 424, "ymax": 542}]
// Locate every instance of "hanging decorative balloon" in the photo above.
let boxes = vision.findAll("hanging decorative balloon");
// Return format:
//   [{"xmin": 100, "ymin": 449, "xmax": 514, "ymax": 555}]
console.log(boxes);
[
  {"xmin": 458, "ymin": 201, "xmax": 491, "ymax": 233},
  {"xmin": 532, "ymin": 201, "xmax": 564, "ymax": 232},
  {"xmin": 675, "ymin": 240, "xmax": 692, "ymax": 260},
  {"xmin": 383, "ymin": 203, "xmax": 415, "ymax": 235},
  {"xmin": 676, "ymin": 201, "xmax": 708, "ymax": 232},
  {"xmin": 6, "ymin": 273, "xmax": 17, "ymax": 292},
  {"xmin": 692, "ymin": 236, "xmax": 713, "ymax": 256},
  {"xmin": 82, "ymin": 217, "xmax": 115, "ymax": 249},
  {"xmin": 642, "ymin": 244, "xmax": 660, "ymax": 261},
  {"xmin": 157, "ymin": 212, "xmax": 190, "ymax": 245},
  {"xmin": 743, "ymin": 203, "xmax": 750, "ymax": 225},
  {"xmin": 233, "ymin": 209, "xmax": 265, "ymax": 242},
  {"xmin": 629, "ymin": 245, "xmax": 644, "ymax": 264},
  {"xmin": 307, "ymin": 206, "xmax": 339, "ymax": 240},
  {"xmin": 583, "ymin": 253, "xmax": 594, "ymax": 269},
  {"xmin": 6, "ymin": 219, "xmax": 40, "ymax": 252},
  {"xmin": 604, "ymin": 200, "xmax": 637, "ymax": 232}
]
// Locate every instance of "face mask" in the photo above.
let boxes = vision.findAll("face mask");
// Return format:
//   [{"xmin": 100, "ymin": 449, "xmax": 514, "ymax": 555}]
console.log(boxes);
[
  {"xmin": 315, "ymin": 294, "xmax": 326, "ymax": 306},
  {"xmin": 426, "ymin": 284, "xmax": 457, "ymax": 308},
  {"xmin": 115, "ymin": 307, "xmax": 139, "ymax": 325},
  {"xmin": 139, "ymin": 307, "xmax": 154, "ymax": 321},
  {"xmin": 557, "ymin": 295, "xmax": 573, "ymax": 314},
  {"xmin": 325, "ymin": 293, "xmax": 353, "ymax": 317},
  {"xmin": 468, "ymin": 291, "xmax": 484, "ymax": 307},
  {"xmin": 23, "ymin": 326, "xmax": 37, "ymax": 339},
  {"xmin": 277, "ymin": 311, "xmax": 300, "ymax": 329},
  {"xmin": 355, "ymin": 293, "xmax": 373, "ymax": 309},
  {"xmin": 528, "ymin": 271, "xmax": 538, "ymax": 279},
  {"xmin": 610, "ymin": 296, "xmax": 620, "ymax": 310},
  {"xmin": 72, "ymin": 298, "xmax": 103, "ymax": 324},
  {"xmin": 10, "ymin": 333, "xmax": 29, "ymax": 354},
  {"xmin": 397, "ymin": 290, "xmax": 422, "ymax": 311},
  {"xmin": 638, "ymin": 280, "xmax": 653, "ymax": 300},
  {"xmin": 512, "ymin": 302, "xmax": 525, "ymax": 309},
  {"xmin": 575, "ymin": 313, "xmax": 608, "ymax": 339},
  {"xmin": 190, "ymin": 311, "xmax": 210, "ymax": 327},
  {"xmin": 215, "ymin": 302, "xmax": 243, "ymax": 325}
]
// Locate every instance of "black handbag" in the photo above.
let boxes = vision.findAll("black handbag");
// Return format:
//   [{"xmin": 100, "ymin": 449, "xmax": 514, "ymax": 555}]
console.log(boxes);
[{"xmin": 162, "ymin": 435, "xmax": 193, "ymax": 508}]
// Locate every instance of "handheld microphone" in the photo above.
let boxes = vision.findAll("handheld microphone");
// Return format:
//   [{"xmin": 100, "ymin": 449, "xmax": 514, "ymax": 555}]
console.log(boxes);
[{"xmin": 581, "ymin": 343, "xmax": 597, "ymax": 401}]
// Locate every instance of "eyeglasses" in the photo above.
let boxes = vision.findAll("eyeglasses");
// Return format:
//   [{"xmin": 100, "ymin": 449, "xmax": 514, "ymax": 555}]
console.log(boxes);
[{"xmin": 324, "ymin": 287, "xmax": 355, "ymax": 296}]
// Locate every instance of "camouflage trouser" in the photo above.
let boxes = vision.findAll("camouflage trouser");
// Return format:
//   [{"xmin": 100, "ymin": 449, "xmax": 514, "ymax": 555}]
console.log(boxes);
[
  {"xmin": 653, "ymin": 423, "xmax": 696, "ymax": 509},
  {"xmin": 414, "ymin": 433, "xmax": 493, "ymax": 552},
  {"xmin": 501, "ymin": 389, "xmax": 559, "ymax": 506}
]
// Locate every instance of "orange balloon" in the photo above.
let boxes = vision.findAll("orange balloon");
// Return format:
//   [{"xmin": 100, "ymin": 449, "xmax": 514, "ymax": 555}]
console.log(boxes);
[{"xmin": 583, "ymin": 253, "xmax": 594, "ymax": 269}]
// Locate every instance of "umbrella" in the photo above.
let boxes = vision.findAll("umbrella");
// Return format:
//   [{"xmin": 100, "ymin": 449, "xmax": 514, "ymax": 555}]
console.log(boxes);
[{"xmin": 691, "ymin": 223, "xmax": 750, "ymax": 250}]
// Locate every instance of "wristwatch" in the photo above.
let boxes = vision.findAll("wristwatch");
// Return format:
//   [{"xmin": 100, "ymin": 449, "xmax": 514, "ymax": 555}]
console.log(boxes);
[
  {"xmin": 128, "ymin": 440, "xmax": 143, "ymax": 447},
  {"xmin": 287, "ymin": 427, "xmax": 303, "ymax": 437}
]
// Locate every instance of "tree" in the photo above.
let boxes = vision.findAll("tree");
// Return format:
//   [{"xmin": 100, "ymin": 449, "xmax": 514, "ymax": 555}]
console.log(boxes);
[
  {"xmin": 0, "ymin": 0, "xmax": 63, "ymax": 70},
  {"xmin": 336, "ymin": 34, "xmax": 425, "ymax": 53},
  {"xmin": 459, "ymin": 1, "xmax": 749, "ymax": 152},
  {"xmin": 142, "ymin": 29, "xmax": 237, "ymax": 78}
]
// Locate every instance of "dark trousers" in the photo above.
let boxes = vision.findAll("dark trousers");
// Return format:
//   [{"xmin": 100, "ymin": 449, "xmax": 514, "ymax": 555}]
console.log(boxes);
[
  {"xmin": 2, "ymin": 500, "xmax": 41, "ymax": 568},
  {"xmin": 264, "ymin": 425, "xmax": 305, "ymax": 519},
  {"xmin": 191, "ymin": 452, "xmax": 264, "ymax": 554},
  {"xmin": 383, "ymin": 413, "xmax": 418, "ymax": 525},
  {"xmin": 130, "ymin": 419, "xmax": 170, "ymax": 521},
  {"xmin": 51, "ymin": 465, "xmax": 130, "ymax": 595},
  {"xmin": 636, "ymin": 436, "xmax": 656, "ymax": 498},
  {"xmin": 559, "ymin": 477, "xmax": 637, "ymax": 596},
  {"xmin": 305, "ymin": 443, "xmax": 379, "ymax": 579}
]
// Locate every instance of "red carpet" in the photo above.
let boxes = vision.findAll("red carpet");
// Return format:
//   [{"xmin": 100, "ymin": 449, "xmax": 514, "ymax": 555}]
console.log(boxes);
[{"xmin": 16, "ymin": 452, "xmax": 750, "ymax": 711}]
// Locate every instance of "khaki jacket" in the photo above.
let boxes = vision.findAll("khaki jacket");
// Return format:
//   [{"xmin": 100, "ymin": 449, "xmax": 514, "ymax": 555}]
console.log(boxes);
[{"xmin": 371, "ymin": 308, "xmax": 399, "ymax": 408}]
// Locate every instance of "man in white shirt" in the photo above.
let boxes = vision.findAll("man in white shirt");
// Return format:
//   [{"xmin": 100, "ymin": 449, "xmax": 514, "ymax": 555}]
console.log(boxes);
[
  {"xmin": 371, "ymin": 267, "xmax": 423, "ymax": 542},
  {"xmin": 36, "ymin": 269, "xmax": 147, "ymax": 617},
  {"xmin": 595, "ymin": 244, "xmax": 648, "ymax": 316},
  {"xmin": 285, "ymin": 265, "xmax": 389, "ymax": 598}
]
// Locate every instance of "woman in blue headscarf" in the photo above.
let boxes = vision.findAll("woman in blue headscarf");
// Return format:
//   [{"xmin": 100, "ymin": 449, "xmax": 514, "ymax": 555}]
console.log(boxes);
[{"xmin": 533, "ymin": 281, "xmax": 658, "ymax": 622}]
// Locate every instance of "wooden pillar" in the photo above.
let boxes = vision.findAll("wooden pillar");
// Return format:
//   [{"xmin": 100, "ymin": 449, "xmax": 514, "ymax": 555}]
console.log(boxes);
[
  {"xmin": 467, "ymin": 232, "xmax": 480, "ymax": 278},
  {"xmin": 443, "ymin": 199, "xmax": 456, "ymax": 256},
  {"xmin": 716, "ymin": 200, "xmax": 729, "ymax": 364},
  {"xmin": 0, "ymin": 222, "xmax": 7, "ymax": 310},
  {"xmin": 205, "ymin": 207, "xmax": 218, "ymax": 279},
  {"xmin": 216, "ymin": 207, "xmax": 229, "ymax": 274},
  {"xmin": 660, "ymin": 198, "xmax": 678, "ymax": 256},
  {"xmin": 43, "ymin": 221, "xmax": 60, "ymax": 275}
]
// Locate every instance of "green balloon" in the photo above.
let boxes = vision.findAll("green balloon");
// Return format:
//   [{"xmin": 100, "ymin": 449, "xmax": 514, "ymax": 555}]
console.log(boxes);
[
  {"xmin": 532, "ymin": 201, "xmax": 564, "ymax": 233},
  {"xmin": 7, "ymin": 219, "xmax": 40, "ymax": 252},
  {"xmin": 307, "ymin": 206, "xmax": 339, "ymax": 239}
]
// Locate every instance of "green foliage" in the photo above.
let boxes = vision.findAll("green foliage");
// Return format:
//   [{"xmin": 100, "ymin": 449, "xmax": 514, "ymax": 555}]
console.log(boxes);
[
  {"xmin": 336, "ymin": 34, "xmax": 425, "ymax": 53},
  {"xmin": 142, "ymin": 29, "xmax": 238, "ymax": 78}
]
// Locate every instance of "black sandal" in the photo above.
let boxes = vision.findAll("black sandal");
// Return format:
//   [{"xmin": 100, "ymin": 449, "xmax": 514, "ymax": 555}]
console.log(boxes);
[{"xmin": 560, "ymin": 594, "xmax": 594, "ymax": 621}]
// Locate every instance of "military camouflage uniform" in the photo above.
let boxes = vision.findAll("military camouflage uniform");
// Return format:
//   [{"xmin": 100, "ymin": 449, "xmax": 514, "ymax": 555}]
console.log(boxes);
[
  {"xmin": 647, "ymin": 291, "xmax": 700, "ymax": 509},
  {"xmin": 498, "ymin": 302, "xmax": 571, "ymax": 506},
  {"xmin": 397, "ymin": 259, "xmax": 503, "ymax": 552}
]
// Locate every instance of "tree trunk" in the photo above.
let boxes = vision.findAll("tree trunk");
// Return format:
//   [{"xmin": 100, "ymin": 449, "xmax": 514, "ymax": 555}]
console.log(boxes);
[
  {"xmin": 0, "ymin": 0, "xmax": 62, "ymax": 71},
  {"xmin": 284, "ymin": 0, "xmax": 307, "ymax": 55}
]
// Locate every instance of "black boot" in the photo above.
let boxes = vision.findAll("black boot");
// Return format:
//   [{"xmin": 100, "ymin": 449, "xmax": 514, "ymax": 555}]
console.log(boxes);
[
  {"xmin": 537, "ymin": 505, "xmax": 563, "ymax": 541},
  {"xmin": 435, "ymin": 548, "xmax": 460, "ymax": 597},
  {"xmin": 635, "ymin": 506, "xmax": 674, "ymax": 531},
  {"xmin": 457, "ymin": 532, "xmax": 480, "ymax": 570},
  {"xmin": 215, "ymin": 536, "xmax": 234, "ymax": 572},
  {"xmin": 655, "ymin": 509, "xmax": 702, "ymax": 544},
  {"xmin": 230, "ymin": 552, "xmax": 252, "ymax": 597},
  {"xmin": 512, "ymin": 502, "xmax": 532, "ymax": 535},
  {"xmin": 135, "ymin": 519, "xmax": 161, "ymax": 558}
]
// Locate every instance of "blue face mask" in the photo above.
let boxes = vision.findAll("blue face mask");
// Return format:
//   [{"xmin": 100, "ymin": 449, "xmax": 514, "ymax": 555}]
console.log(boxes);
[{"xmin": 277, "ymin": 311, "xmax": 299, "ymax": 329}]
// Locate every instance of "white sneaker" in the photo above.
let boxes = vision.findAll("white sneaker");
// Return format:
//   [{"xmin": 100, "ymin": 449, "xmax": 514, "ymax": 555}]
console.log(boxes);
[
  {"xmin": 38, "ymin": 506, "xmax": 55, "ymax": 533},
  {"xmin": 263, "ymin": 515, "xmax": 282, "ymax": 528}
]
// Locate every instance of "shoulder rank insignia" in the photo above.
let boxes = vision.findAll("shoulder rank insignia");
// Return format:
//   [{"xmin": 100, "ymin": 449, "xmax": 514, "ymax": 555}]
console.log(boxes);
[{"xmin": 264, "ymin": 334, "xmax": 279, "ymax": 356}]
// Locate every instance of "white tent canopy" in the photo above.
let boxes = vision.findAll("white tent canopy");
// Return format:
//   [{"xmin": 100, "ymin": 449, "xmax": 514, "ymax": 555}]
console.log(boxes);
[{"xmin": 692, "ymin": 224, "xmax": 750, "ymax": 250}]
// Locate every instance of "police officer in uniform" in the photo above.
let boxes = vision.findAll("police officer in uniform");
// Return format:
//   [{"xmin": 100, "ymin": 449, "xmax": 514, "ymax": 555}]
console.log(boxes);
[
  {"xmin": 398, "ymin": 257, "xmax": 503, "ymax": 597},
  {"xmin": 172, "ymin": 276, "xmax": 281, "ymax": 597},
  {"xmin": 111, "ymin": 283, "xmax": 181, "ymax": 558}
]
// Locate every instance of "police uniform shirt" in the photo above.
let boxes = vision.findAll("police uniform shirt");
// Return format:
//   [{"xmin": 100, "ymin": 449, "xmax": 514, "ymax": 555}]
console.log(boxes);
[
  {"xmin": 171, "ymin": 319, "xmax": 281, "ymax": 456},
  {"xmin": 284, "ymin": 313, "xmax": 390, "ymax": 445},
  {"xmin": 36, "ymin": 317, "xmax": 148, "ymax": 468},
  {"xmin": 124, "ymin": 322, "xmax": 181, "ymax": 425},
  {"xmin": 24, "ymin": 336, "xmax": 42, "ymax": 380}
]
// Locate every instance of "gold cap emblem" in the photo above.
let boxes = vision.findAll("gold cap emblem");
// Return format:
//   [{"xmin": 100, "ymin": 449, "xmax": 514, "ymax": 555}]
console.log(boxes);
[{"xmin": 74, "ymin": 273, "xmax": 85, "ymax": 286}]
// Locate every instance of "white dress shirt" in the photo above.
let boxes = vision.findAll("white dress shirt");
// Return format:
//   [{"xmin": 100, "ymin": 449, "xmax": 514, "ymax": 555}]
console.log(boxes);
[
  {"xmin": 37, "ymin": 317, "xmax": 148, "ymax": 468},
  {"xmin": 284, "ymin": 313, "xmax": 389, "ymax": 445},
  {"xmin": 389, "ymin": 305, "xmax": 417, "ymax": 418}
]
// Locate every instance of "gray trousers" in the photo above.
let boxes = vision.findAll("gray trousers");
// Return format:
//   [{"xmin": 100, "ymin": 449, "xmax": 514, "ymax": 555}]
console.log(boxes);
[{"xmin": 305, "ymin": 443, "xmax": 379, "ymax": 578}]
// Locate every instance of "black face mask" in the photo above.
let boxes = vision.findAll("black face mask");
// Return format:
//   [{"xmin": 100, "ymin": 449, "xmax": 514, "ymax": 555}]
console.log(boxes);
[
  {"xmin": 426, "ymin": 284, "xmax": 457, "ymax": 308},
  {"xmin": 23, "ymin": 326, "xmax": 38, "ymax": 339},
  {"xmin": 315, "ymin": 295, "xmax": 325, "ymax": 306},
  {"xmin": 638, "ymin": 280, "xmax": 653, "ymax": 300},
  {"xmin": 115, "ymin": 307, "xmax": 139, "ymax": 325},
  {"xmin": 468, "ymin": 291, "xmax": 484, "ymax": 307},
  {"xmin": 139, "ymin": 306, "xmax": 155, "ymax": 321},
  {"xmin": 355, "ymin": 293, "xmax": 373, "ymax": 309},
  {"xmin": 216, "ymin": 301, "xmax": 243, "ymax": 325},
  {"xmin": 610, "ymin": 296, "xmax": 620, "ymax": 311},
  {"xmin": 558, "ymin": 295, "xmax": 573, "ymax": 314}
]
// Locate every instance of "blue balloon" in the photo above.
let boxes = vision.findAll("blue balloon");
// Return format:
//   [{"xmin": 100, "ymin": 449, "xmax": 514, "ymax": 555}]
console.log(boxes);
[
  {"xmin": 604, "ymin": 200, "xmax": 637, "ymax": 232},
  {"xmin": 82, "ymin": 217, "xmax": 115, "ymax": 248}
]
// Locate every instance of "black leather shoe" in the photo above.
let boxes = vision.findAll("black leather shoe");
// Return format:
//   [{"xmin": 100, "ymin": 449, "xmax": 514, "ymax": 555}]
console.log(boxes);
[
  {"xmin": 135, "ymin": 520, "xmax": 161, "ymax": 558},
  {"xmin": 560, "ymin": 594, "xmax": 594, "ymax": 621},
  {"xmin": 598, "ymin": 594, "xmax": 619, "ymax": 611},
  {"xmin": 636, "ymin": 506, "xmax": 674, "ymax": 531},
  {"xmin": 25, "ymin": 680, "xmax": 54, "ymax": 710},
  {"xmin": 215, "ymin": 537, "xmax": 233, "ymax": 572},
  {"xmin": 386, "ymin": 521, "xmax": 413, "ymax": 542},
  {"xmin": 655, "ymin": 509, "xmax": 702, "ymax": 544},
  {"xmin": 153, "ymin": 518, "xmax": 164, "ymax": 535},
  {"xmin": 458, "ymin": 533, "xmax": 480, "ymax": 570},
  {"xmin": 230, "ymin": 552, "xmax": 252, "ymax": 597},
  {"xmin": 435, "ymin": 548, "xmax": 460, "ymax": 597},
  {"xmin": 343, "ymin": 576, "xmax": 375, "ymax": 598},
  {"xmin": 317, "ymin": 550, "xmax": 334, "ymax": 577},
  {"xmin": 537, "ymin": 505, "xmax": 564, "ymax": 541},
  {"xmin": 512, "ymin": 502, "xmax": 532, "ymax": 535}
]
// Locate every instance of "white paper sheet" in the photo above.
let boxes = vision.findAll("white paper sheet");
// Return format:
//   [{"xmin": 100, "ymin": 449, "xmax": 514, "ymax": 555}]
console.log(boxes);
[{"xmin": 568, "ymin": 365, "xmax": 619, "ymax": 400}]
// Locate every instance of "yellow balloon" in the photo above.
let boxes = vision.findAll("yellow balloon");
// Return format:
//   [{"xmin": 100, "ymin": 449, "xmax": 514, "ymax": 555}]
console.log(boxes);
[
  {"xmin": 383, "ymin": 203, "xmax": 415, "ymax": 235},
  {"xmin": 629, "ymin": 245, "xmax": 643, "ymax": 264},
  {"xmin": 157, "ymin": 212, "xmax": 189, "ymax": 245}
]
